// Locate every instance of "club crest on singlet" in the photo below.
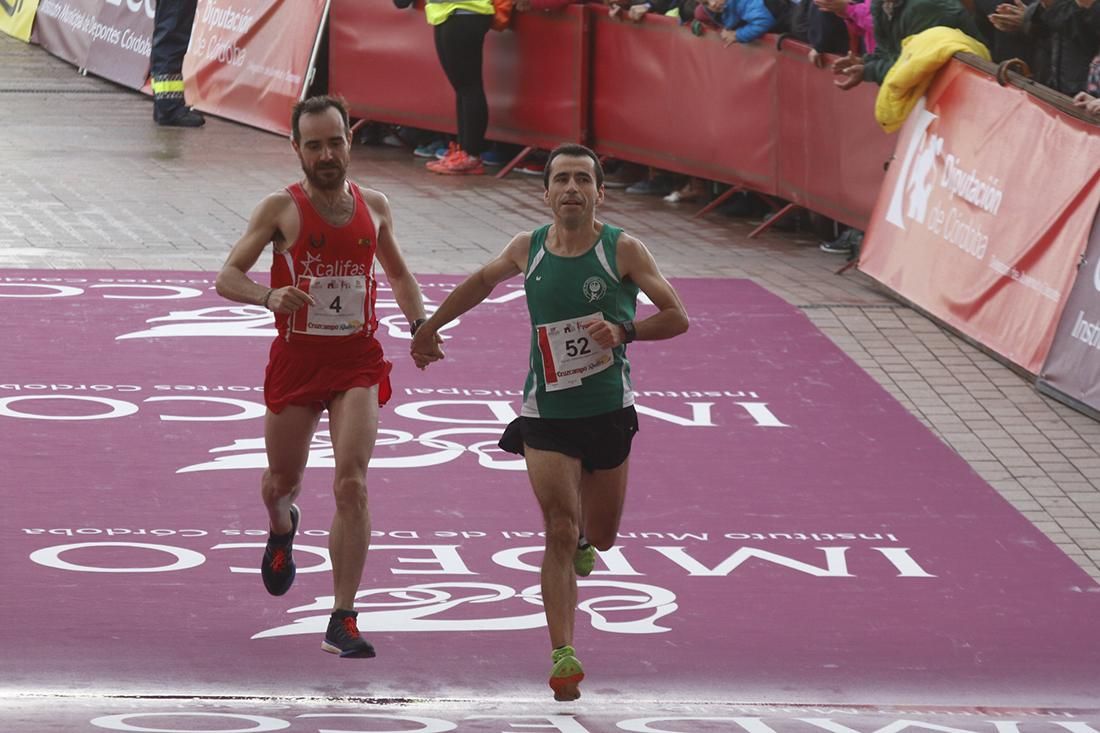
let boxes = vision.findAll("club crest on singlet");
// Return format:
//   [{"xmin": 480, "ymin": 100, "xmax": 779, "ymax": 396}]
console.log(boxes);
[{"xmin": 582, "ymin": 276, "xmax": 607, "ymax": 303}]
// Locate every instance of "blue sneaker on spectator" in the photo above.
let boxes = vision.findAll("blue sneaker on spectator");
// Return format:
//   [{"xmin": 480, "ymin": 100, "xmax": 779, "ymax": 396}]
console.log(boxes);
[
  {"xmin": 414, "ymin": 139, "xmax": 448, "ymax": 159},
  {"xmin": 625, "ymin": 177, "xmax": 673, "ymax": 196},
  {"xmin": 480, "ymin": 149, "xmax": 507, "ymax": 167}
]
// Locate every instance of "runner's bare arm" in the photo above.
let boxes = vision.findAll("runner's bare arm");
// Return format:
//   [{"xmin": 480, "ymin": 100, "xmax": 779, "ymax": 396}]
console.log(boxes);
[
  {"xmin": 409, "ymin": 233, "xmax": 531, "ymax": 366},
  {"xmin": 215, "ymin": 193, "xmax": 314, "ymax": 313},
  {"xmin": 588, "ymin": 232, "xmax": 689, "ymax": 348},
  {"xmin": 367, "ymin": 190, "xmax": 430, "ymax": 329}
]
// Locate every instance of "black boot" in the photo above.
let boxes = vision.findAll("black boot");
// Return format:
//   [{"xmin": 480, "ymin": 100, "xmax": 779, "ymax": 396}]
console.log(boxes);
[{"xmin": 155, "ymin": 104, "xmax": 205, "ymax": 128}]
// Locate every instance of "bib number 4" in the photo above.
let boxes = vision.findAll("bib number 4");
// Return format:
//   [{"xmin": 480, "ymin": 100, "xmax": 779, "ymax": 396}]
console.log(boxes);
[{"xmin": 290, "ymin": 275, "xmax": 371, "ymax": 337}]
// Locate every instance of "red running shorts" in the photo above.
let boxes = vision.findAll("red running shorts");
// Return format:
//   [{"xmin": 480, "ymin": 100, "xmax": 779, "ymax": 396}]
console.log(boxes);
[{"xmin": 263, "ymin": 335, "xmax": 393, "ymax": 414}]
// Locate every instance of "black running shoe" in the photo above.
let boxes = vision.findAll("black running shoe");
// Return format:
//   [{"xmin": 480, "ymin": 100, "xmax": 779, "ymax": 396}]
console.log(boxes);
[
  {"xmin": 321, "ymin": 610, "xmax": 376, "ymax": 658},
  {"xmin": 260, "ymin": 504, "xmax": 300, "ymax": 596}
]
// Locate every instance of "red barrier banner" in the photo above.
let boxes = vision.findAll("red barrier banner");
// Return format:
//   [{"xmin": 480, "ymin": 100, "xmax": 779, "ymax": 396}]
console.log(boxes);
[
  {"xmin": 1039, "ymin": 206, "xmax": 1100, "ymax": 415},
  {"xmin": 328, "ymin": 2, "xmax": 588, "ymax": 149},
  {"xmin": 589, "ymin": 13, "xmax": 778, "ymax": 192},
  {"xmin": 859, "ymin": 59, "xmax": 1100, "ymax": 374},
  {"xmin": 774, "ymin": 40, "xmax": 893, "ymax": 230},
  {"xmin": 183, "ymin": 0, "xmax": 327, "ymax": 136}
]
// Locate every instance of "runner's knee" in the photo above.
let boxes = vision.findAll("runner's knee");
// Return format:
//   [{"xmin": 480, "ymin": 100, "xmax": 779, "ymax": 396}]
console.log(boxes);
[
  {"xmin": 543, "ymin": 510, "xmax": 579, "ymax": 549},
  {"xmin": 588, "ymin": 534, "xmax": 616, "ymax": 552},
  {"xmin": 262, "ymin": 469, "xmax": 300, "ymax": 501},
  {"xmin": 333, "ymin": 475, "xmax": 368, "ymax": 515}
]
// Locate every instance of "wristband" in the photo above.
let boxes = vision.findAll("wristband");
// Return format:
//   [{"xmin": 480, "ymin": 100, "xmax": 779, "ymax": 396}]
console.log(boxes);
[
  {"xmin": 262, "ymin": 288, "xmax": 274, "ymax": 310},
  {"xmin": 411, "ymin": 317, "xmax": 427, "ymax": 335},
  {"xmin": 620, "ymin": 320, "xmax": 636, "ymax": 344}
]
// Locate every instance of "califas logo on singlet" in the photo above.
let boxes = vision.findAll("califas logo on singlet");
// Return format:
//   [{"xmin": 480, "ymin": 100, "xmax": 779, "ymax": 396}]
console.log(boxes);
[
  {"xmin": 582, "ymin": 276, "xmax": 607, "ymax": 303},
  {"xmin": 300, "ymin": 252, "xmax": 366, "ymax": 279}
]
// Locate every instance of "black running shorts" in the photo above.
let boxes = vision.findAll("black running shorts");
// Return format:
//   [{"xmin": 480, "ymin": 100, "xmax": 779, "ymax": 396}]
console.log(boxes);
[{"xmin": 498, "ymin": 406, "xmax": 639, "ymax": 472}]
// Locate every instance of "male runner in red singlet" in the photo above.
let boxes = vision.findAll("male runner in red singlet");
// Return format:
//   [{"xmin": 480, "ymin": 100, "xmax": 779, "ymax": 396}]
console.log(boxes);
[{"xmin": 215, "ymin": 95, "xmax": 435, "ymax": 659}]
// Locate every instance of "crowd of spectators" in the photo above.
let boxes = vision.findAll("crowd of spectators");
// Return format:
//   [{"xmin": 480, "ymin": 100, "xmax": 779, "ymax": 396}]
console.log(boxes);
[{"xmin": 381, "ymin": 0, "xmax": 1098, "ymax": 255}]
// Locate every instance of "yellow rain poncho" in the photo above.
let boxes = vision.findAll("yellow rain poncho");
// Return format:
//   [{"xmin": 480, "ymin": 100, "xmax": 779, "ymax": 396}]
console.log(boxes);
[{"xmin": 875, "ymin": 26, "xmax": 990, "ymax": 133}]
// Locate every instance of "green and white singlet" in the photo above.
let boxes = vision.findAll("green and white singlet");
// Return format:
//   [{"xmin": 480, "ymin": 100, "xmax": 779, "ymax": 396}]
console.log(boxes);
[{"xmin": 520, "ymin": 223, "xmax": 639, "ymax": 419}]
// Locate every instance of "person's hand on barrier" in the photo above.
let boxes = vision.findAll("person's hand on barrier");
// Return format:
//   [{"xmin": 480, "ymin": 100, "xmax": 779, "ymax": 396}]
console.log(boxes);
[
  {"xmin": 629, "ymin": 3, "xmax": 651, "ymax": 21},
  {"xmin": 808, "ymin": 48, "xmax": 828, "ymax": 68},
  {"xmin": 989, "ymin": 0, "xmax": 1026, "ymax": 32},
  {"xmin": 721, "ymin": 28, "xmax": 738, "ymax": 45},
  {"xmin": 607, "ymin": 0, "xmax": 628, "ymax": 18},
  {"xmin": 832, "ymin": 53, "xmax": 864, "ymax": 89},
  {"xmin": 814, "ymin": 0, "xmax": 850, "ymax": 16},
  {"xmin": 266, "ymin": 286, "xmax": 315, "ymax": 314},
  {"xmin": 1073, "ymin": 92, "xmax": 1100, "ymax": 116},
  {"xmin": 1074, "ymin": 0, "xmax": 1095, "ymax": 9}
]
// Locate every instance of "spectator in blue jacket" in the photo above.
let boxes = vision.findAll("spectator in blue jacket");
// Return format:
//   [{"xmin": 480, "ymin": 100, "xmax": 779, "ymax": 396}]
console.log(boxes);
[{"xmin": 696, "ymin": 0, "xmax": 778, "ymax": 43}]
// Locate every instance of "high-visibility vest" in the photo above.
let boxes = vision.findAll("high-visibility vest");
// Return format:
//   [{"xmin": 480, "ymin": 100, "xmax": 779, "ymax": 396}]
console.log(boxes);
[{"xmin": 424, "ymin": 0, "xmax": 494, "ymax": 26}]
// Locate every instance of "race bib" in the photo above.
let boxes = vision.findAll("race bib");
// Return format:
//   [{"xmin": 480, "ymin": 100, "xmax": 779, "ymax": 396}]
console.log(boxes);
[
  {"xmin": 290, "ymin": 275, "xmax": 370, "ymax": 336},
  {"xmin": 535, "ymin": 313, "xmax": 613, "ymax": 392}
]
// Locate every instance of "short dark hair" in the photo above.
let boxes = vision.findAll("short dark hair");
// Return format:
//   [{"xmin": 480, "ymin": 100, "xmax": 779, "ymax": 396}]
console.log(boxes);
[
  {"xmin": 291, "ymin": 95, "xmax": 350, "ymax": 143},
  {"xmin": 543, "ymin": 143, "xmax": 605, "ymax": 190}
]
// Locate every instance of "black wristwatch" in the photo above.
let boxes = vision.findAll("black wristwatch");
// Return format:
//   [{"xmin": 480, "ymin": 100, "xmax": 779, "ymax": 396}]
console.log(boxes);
[
  {"xmin": 620, "ymin": 320, "xmax": 636, "ymax": 344},
  {"xmin": 410, "ymin": 317, "xmax": 427, "ymax": 335}
]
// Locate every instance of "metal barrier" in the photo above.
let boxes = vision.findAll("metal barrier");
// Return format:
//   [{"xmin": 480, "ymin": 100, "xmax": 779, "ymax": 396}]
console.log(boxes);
[
  {"xmin": 589, "ymin": 11, "xmax": 779, "ymax": 195},
  {"xmin": 773, "ymin": 37, "xmax": 893, "ymax": 230}
]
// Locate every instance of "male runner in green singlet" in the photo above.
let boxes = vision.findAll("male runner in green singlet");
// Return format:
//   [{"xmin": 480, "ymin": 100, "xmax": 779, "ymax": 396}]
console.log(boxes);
[{"xmin": 409, "ymin": 143, "xmax": 689, "ymax": 701}]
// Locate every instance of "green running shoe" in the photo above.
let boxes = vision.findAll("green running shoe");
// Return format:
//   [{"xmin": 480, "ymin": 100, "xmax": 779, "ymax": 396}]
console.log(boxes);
[
  {"xmin": 573, "ymin": 542, "xmax": 596, "ymax": 577},
  {"xmin": 549, "ymin": 645, "xmax": 584, "ymax": 701}
]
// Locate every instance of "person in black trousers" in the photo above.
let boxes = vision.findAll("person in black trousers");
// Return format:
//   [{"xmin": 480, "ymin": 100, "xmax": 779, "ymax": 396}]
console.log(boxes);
[
  {"xmin": 151, "ymin": 0, "xmax": 205, "ymax": 127},
  {"xmin": 417, "ymin": 1, "xmax": 495, "ymax": 175}
]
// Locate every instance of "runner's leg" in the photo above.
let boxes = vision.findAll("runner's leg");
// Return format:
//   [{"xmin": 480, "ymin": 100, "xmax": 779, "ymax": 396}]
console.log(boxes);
[
  {"xmin": 525, "ymin": 445, "xmax": 583, "ymax": 647},
  {"xmin": 263, "ymin": 404, "xmax": 322, "ymax": 533},
  {"xmin": 580, "ymin": 459, "xmax": 629, "ymax": 551},
  {"xmin": 325, "ymin": 385, "xmax": 380, "ymax": 611}
]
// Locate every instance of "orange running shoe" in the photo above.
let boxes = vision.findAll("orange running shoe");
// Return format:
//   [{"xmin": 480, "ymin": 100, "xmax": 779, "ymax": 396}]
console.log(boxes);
[{"xmin": 427, "ymin": 148, "xmax": 485, "ymax": 175}]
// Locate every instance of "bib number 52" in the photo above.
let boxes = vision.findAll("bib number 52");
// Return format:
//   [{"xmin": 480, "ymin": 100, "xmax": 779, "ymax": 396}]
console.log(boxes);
[{"xmin": 565, "ymin": 337, "xmax": 591, "ymax": 358}]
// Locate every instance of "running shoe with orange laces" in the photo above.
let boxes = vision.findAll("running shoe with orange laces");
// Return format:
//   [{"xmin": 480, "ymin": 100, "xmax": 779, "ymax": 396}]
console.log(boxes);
[
  {"xmin": 322, "ymin": 609, "xmax": 377, "ymax": 658},
  {"xmin": 260, "ymin": 504, "xmax": 300, "ymax": 596},
  {"xmin": 427, "ymin": 147, "xmax": 485, "ymax": 175}
]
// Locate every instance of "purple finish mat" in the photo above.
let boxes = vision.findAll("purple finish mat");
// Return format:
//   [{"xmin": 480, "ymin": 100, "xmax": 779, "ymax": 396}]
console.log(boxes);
[{"xmin": 2, "ymin": 271, "xmax": 1098, "ymax": 713}]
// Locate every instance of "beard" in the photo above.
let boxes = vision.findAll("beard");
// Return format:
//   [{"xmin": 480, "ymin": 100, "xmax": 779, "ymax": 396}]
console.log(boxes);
[{"xmin": 303, "ymin": 160, "xmax": 347, "ymax": 191}]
